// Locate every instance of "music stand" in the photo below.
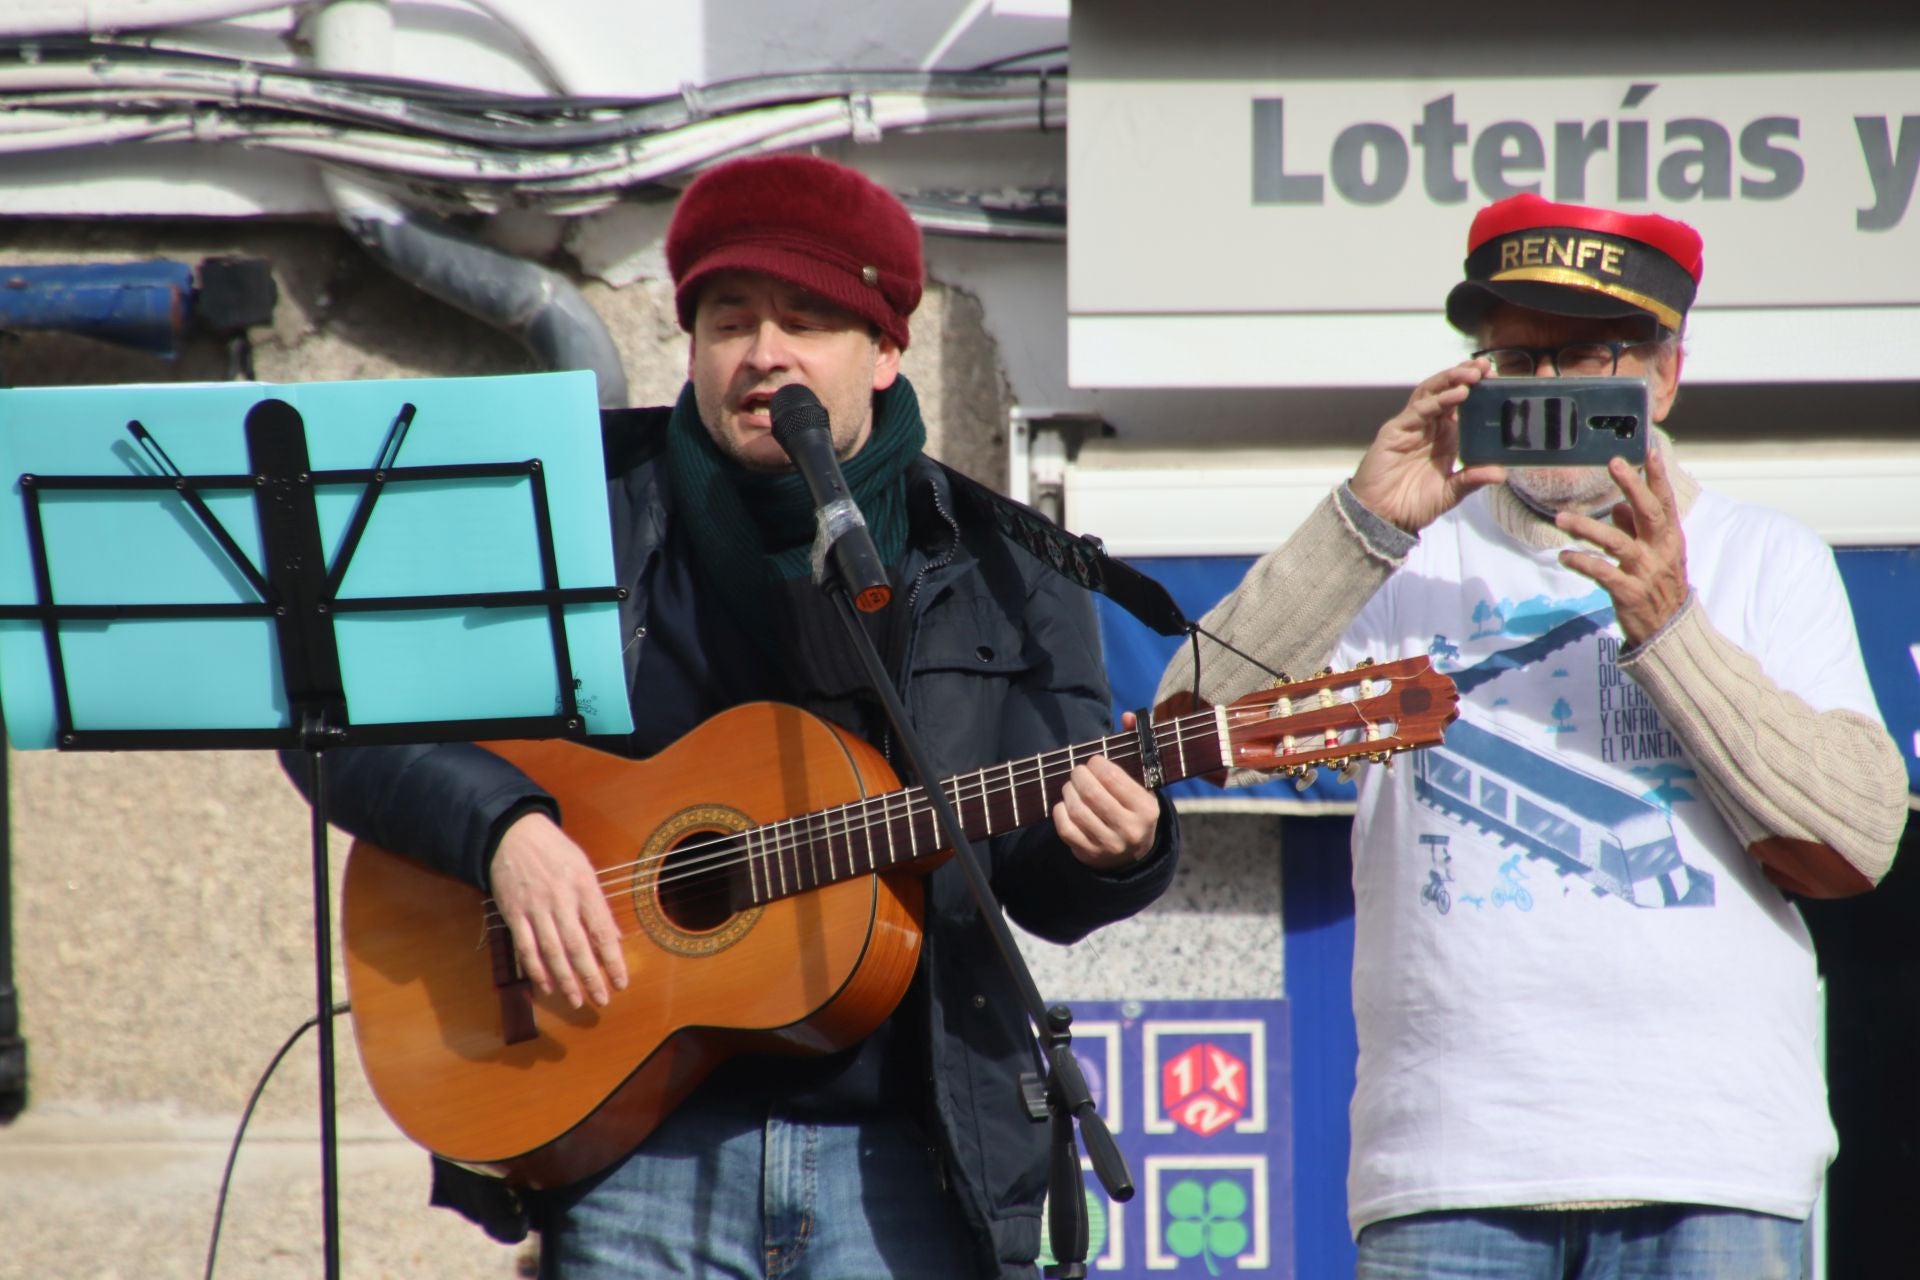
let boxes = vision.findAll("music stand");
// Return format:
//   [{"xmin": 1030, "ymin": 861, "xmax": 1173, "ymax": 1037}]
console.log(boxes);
[{"xmin": 0, "ymin": 370, "xmax": 631, "ymax": 1279}]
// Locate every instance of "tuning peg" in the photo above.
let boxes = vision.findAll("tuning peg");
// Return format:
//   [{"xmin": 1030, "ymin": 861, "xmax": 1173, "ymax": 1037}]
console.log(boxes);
[
  {"xmin": 1354, "ymin": 656, "xmax": 1376, "ymax": 668},
  {"xmin": 1337, "ymin": 759, "xmax": 1360, "ymax": 783},
  {"xmin": 1293, "ymin": 766, "xmax": 1318, "ymax": 792},
  {"xmin": 1268, "ymin": 671, "xmax": 1293, "ymax": 688},
  {"xmin": 1315, "ymin": 666, "xmax": 1335, "ymax": 679}
]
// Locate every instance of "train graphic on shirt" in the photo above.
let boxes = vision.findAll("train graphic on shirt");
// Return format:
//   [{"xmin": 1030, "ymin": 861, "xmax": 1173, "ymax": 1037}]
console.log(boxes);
[
  {"xmin": 1412, "ymin": 718, "xmax": 1714, "ymax": 908},
  {"xmin": 1404, "ymin": 597, "xmax": 1716, "ymax": 910}
]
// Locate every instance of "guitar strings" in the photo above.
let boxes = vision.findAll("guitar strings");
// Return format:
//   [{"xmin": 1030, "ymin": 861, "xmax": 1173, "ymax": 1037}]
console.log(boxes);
[
  {"xmin": 480, "ymin": 692, "xmax": 1401, "ymax": 929},
  {"xmin": 587, "ymin": 712, "xmax": 1179, "ymax": 894},
  {"xmin": 588, "ymin": 687, "xmax": 1394, "ymax": 899},
  {"xmin": 479, "ymin": 725, "xmax": 1163, "ymax": 933},
  {"xmin": 478, "ymin": 692, "xmax": 1397, "ymax": 932},
  {"xmin": 478, "ymin": 682, "xmax": 1408, "ymax": 932},
  {"xmin": 477, "ymin": 713, "xmax": 1200, "ymax": 932}
]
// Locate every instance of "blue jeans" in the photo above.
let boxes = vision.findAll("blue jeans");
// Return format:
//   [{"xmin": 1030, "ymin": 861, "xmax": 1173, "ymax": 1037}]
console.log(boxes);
[
  {"xmin": 1355, "ymin": 1206, "xmax": 1810, "ymax": 1280},
  {"xmin": 527, "ymin": 1092, "xmax": 986, "ymax": 1279}
]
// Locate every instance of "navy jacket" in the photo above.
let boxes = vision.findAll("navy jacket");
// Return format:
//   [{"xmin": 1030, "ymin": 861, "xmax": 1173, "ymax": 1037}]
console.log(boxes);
[{"xmin": 297, "ymin": 405, "xmax": 1180, "ymax": 1276}]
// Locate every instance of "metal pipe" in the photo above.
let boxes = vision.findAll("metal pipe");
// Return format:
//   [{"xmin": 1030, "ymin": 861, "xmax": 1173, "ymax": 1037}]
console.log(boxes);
[
  {"xmin": 329, "ymin": 176, "xmax": 629, "ymax": 406},
  {"xmin": 0, "ymin": 260, "xmax": 194, "ymax": 357}
]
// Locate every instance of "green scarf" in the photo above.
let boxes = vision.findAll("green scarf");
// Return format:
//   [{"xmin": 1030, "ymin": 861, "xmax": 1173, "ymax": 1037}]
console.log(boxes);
[{"xmin": 664, "ymin": 376, "xmax": 927, "ymax": 632}]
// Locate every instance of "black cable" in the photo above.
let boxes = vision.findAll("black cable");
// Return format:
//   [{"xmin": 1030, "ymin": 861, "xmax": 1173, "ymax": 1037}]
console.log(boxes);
[
  {"xmin": 1188, "ymin": 625, "xmax": 1203, "ymax": 702},
  {"xmin": 1195, "ymin": 622, "xmax": 1292, "ymax": 686},
  {"xmin": 203, "ymin": 1000, "xmax": 351, "ymax": 1280},
  {"xmin": 0, "ymin": 41, "xmax": 1074, "ymax": 223},
  {"xmin": 2, "ymin": 40, "xmax": 1065, "ymax": 149}
]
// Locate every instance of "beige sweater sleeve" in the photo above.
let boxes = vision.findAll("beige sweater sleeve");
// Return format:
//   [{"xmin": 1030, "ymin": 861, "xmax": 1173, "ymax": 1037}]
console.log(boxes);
[
  {"xmin": 1153, "ymin": 487, "xmax": 1403, "ymax": 710},
  {"xmin": 1621, "ymin": 595, "xmax": 1909, "ymax": 885}
]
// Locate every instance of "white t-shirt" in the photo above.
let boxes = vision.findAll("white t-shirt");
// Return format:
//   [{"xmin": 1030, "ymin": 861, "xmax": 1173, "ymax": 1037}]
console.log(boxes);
[{"xmin": 1332, "ymin": 484, "xmax": 1883, "ymax": 1237}]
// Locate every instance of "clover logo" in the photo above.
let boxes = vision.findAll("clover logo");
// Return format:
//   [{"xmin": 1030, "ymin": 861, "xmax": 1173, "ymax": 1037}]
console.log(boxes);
[{"xmin": 1165, "ymin": 1177, "xmax": 1249, "ymax": 1276}]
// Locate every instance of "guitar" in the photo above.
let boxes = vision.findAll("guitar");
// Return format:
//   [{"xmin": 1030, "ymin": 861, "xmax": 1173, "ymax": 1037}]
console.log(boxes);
[{"xmin": 341, "ymin": 655, "xmax": 1457, "ymax": 1187}]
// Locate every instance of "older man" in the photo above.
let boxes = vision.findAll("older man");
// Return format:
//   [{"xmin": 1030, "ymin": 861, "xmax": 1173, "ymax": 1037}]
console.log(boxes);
[{"xmin": 1159, "ymin": 194, "xmax": 1906, "ymax": 1279}]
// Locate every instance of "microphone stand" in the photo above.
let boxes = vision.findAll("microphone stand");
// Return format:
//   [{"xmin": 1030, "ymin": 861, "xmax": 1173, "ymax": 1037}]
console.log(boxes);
[{"xmin": 821, "ymin": 577, "xmax": 1132, "ymax": 1278}]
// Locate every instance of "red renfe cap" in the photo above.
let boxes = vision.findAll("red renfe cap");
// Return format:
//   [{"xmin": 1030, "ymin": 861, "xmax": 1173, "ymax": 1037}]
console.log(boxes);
[
  {"xmin": 666, "ymin": 153, "xmax": 924, "ymax": 350},
  {"xmin": 1445, "ymin": 193, "xmax": 1704, "ymax": 336}
]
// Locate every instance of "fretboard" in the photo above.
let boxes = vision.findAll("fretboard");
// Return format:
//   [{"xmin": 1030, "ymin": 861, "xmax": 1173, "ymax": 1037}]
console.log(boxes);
[{"xmin": 736, "ymin": 713, "xmax": 1224, "ymax": 907}]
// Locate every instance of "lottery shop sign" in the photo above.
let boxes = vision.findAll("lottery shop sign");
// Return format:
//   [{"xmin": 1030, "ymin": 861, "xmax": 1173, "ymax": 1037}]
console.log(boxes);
[{"xmin": 1037, "ymin": 999, "xmax": 1295, "ymax": 1277}]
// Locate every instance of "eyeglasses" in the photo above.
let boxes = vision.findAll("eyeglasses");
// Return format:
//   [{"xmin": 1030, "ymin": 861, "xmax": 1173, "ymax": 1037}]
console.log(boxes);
[{"xmin": 1470, "ymin": 340, "xmax": 1652, "ymax": 378}]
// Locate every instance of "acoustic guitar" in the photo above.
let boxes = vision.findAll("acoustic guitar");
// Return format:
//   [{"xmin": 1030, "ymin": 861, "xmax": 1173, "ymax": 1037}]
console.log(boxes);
[{"xmin": 341, "ymin": 655, "xmax": 1456, "ymax": 1187}]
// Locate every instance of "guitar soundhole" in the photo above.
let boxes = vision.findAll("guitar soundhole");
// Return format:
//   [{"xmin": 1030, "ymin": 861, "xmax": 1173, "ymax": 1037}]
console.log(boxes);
[{"xmin": 655, "ymin": 831, "xmax": 744, "ymax": 933}]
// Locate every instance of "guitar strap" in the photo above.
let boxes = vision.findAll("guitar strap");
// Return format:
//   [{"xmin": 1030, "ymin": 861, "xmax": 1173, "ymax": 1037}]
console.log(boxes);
[{"xmin": 936, "ymin": 461, "xmax": 1192, "ymax": 638}]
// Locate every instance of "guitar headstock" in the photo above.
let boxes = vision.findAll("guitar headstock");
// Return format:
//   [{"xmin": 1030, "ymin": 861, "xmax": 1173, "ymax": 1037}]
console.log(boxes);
[{"xmin": 1218, "ymin": 655, "xmax": 1458, "ymax": 780}]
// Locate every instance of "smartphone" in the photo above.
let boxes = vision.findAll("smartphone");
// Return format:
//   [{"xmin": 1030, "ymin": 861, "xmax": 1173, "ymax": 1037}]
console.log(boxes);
[{"xmin": 1457, "ymin": 376, "xmax": 1649, "ymax": 467}]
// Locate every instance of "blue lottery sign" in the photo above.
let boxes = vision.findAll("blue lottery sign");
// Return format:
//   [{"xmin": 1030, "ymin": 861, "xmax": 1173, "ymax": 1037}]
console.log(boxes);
[{"xmin": 1037, "ymin": 998, "xmax": 1294, "ymax": 1277}]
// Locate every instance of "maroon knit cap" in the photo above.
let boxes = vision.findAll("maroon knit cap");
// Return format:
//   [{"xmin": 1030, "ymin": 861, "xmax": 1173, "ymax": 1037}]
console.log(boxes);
[{"xmin": 666, "ymin": 154, "xmax": 924, "ymax": 350}]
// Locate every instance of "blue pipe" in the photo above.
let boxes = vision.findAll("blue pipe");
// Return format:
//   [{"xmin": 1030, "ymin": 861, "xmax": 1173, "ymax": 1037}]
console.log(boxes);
[{"xmin": 0, "ymin": 260, "xmax": 195, "ymax": 359}]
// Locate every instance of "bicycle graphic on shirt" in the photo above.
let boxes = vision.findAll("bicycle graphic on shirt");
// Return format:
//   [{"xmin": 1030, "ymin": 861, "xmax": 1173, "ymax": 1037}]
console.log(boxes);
[
  {"xmin": 1419, "ymin": 833, "xmax": 1453, "ymax": 915},
  {"xmin": 1492, "ymin": 853, "xmax": 1534, "ymax": 911}
]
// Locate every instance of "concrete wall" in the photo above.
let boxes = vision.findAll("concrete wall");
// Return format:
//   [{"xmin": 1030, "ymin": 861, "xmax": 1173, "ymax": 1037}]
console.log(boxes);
[{"xmin": 0, "ymin": 219, "xmax": 1284, "ymax": 1279}]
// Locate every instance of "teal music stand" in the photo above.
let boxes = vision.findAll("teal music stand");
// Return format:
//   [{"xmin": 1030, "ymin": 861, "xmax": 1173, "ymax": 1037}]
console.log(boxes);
[{"xmin": 0, "ymin": 370, "xmax": 632, "ymax": 1279}]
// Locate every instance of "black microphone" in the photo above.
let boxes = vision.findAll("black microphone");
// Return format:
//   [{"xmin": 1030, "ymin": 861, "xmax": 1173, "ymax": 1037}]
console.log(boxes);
[{"xmin": 769, "ymin": 384, "xmax": 893, "ymax": 613}]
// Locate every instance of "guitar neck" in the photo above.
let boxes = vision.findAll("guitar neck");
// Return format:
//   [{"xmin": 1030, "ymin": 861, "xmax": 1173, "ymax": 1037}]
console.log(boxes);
[
  {"xmin": 736, "ymin": 655, "xmax": 1455, "ymax": 909},
  {"xmin": 737, "ymin": 717, "xmax": 1216, "ymax": 908}
]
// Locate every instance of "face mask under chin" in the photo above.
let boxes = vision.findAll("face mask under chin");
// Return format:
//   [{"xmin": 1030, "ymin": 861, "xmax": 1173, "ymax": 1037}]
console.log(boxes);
[{"xmin": 1507, "ymin": 466, "xmax": 1623, "ymax": 518}]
